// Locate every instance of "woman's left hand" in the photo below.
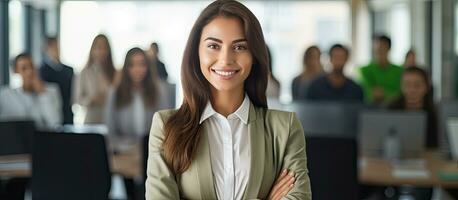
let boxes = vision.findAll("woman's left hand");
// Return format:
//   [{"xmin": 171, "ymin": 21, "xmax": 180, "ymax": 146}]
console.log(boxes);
[{"xmin": 267, "ymin": 169, "xmax": 295, "ymax": 200}]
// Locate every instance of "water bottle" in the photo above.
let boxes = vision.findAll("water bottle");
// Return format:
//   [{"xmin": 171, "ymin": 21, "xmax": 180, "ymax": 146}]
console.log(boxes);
[{"xmin": 383, "ymin": 127, "xmax": 401, "ymax": 160}]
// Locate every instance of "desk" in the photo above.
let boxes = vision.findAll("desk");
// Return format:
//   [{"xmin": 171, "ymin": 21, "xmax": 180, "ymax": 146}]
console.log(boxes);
[
  {"xmin": 0, "ymin": 146, "xmax": 141, "ymax": 179},
  {"xmin": 359, "ymin": 151, "xmax": 458, "ymax": 188}
]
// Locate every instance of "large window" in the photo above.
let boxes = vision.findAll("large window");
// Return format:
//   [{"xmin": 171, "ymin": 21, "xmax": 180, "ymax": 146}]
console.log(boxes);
[
  {"xmin": 60, "ymin": 0, "xmax": 350, "ymax": 101},
  {"xmin": 9, "ymin": 0, "xmax": 24, "ymax": 61}
]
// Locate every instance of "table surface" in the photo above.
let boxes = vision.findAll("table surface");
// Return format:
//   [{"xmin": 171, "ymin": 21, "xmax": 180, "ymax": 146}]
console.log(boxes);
[
  {"xmin": 359, "ymin": 151, "xmax": 458, "ymax": 188},
  {"xmin": 1, "ymin": 149, "xmax": 458, "ymax": 188}
]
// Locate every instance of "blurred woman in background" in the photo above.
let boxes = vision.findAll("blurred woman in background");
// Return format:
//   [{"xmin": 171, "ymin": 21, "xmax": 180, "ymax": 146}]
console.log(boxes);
[
  {"xmin": 75, "ymin": 34, "xmax": 117, "ymax": 124},
  {"xmin": 389, "ymin": 66, "xmax": 437, "ymax": 148},
  {"xmin": 105, "ymin": 47, "xmax": 168, "ymax": 140},
  {"xmin": 291, "ymin": 45, "xmax": 323, "ymax": 100}
]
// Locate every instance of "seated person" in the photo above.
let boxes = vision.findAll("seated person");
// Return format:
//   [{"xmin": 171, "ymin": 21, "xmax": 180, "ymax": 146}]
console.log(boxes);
[
  {"xmin": 0, "ymin": 53, "xmax": 62, "ymax": 130},
  {"xmin": 305, "ymin": 44, "xmax": 363, "ymax": 102},
  {"xmin": 105, "ymin": 47, "xmax": 170, "ymax": 144},
  {"xmin": 389, "ymin": 66, "xmax": 437, "ymax": 148}
]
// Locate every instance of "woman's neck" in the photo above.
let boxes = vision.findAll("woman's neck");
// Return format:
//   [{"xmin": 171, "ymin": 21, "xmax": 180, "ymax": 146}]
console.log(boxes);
[
  {"xmin": 405, "ymin": 100, "xmax": 424, "ymax": 110},
  {"xmin": 210, "ymin": 87, "xmax": 244, "ymax": 117}
]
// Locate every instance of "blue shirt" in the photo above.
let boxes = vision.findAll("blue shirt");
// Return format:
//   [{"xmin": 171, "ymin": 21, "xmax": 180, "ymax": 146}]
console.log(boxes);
[{"xmin": 305, "ymin": 75, "xmax": 364, "ymax": 102}]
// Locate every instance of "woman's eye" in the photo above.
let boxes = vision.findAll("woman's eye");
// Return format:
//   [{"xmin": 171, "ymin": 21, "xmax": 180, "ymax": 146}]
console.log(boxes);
[
  {"xmin": 207, "ymin": 44, "xmax": 220, "ymax": 49},
  {"xmin": 234, "ymin": 44, "xmax": 247, "ymax": 51}
]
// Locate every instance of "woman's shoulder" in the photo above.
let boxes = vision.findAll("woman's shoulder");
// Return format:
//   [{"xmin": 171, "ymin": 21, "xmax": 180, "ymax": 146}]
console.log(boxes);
[
  {"xmin": 262, "ymin": 108, "xmax": 298, "ymax": 129},
  {"xmin": 152, "ymin": 109, "xmax": 178, "ymax": 125}
]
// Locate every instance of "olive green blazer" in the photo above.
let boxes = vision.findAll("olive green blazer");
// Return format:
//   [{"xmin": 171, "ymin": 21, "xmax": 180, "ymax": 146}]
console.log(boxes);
[{"xmin": 145, "ymin": 103, "xmax": 312, "ymax": 200}]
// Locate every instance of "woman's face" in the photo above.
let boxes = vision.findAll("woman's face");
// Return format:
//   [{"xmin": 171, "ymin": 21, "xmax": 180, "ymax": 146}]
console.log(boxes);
[
  {"xmin": 128, "ymin": 53, "xmax": 149, "ymax": 85},
  {"xmin": 305, "ymin": 48, "xmax": 321, "ymax": 71},
  {"xmin": 199, "ymin": 16, "xmax": 253, "ymax": 94},
  {"xmin": 93, "ymin": 38, "xmax": 109, "ymax": 64},
  {"xmin": 401, "ymin": 72, "xmax": 428, "ymax": 105}
]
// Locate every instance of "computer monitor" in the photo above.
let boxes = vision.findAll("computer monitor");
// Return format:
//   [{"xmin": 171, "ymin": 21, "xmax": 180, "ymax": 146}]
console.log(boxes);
[
  {"xmin": 284, "ymin": 101, "xmax": 366, "ymax": 138},
  {"xmin": 359, "ymin": 111, "xmax": 427, "ymax": 158},
  {"xmin": 439, "ymin": 101, "xmax": 458, "ymax": 156},
  {"xmin": 0, "ymin": 120, "xmax": 36, "ymax": 155}
]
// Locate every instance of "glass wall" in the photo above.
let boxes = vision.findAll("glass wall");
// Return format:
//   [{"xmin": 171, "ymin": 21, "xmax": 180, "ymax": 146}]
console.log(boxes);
[{"xmin": 60, "ymin": 0, "xmax": 350, "ymax": 102}]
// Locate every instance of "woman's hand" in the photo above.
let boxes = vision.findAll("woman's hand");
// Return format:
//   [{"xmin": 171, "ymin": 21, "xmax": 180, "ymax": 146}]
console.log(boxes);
[{"xmin": 267, "ymin": 169, "xmax": 295, "ymax": 200}]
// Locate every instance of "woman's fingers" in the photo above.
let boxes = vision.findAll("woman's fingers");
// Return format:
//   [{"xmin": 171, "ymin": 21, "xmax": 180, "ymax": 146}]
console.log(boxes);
[
  {"xmin": 272, "ymin": 171, "xmax": 295, "ymax": 200},
  {"xmin": 269, "ymin": 170, "xmax": 295, "ymax": 200},
  {"xmin": 274, "ymin": 169, "xmax": 288, "ymax": 185},
  {"xmin": 271, "ymin": 170, "xmax": 290, "ymax": 195}
]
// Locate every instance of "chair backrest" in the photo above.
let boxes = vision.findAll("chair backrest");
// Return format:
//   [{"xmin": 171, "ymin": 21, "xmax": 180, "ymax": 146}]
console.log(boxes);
[
  {"xmin": 285, "ymin": 101, "xmax": 366, "ymax": 138},
  {"xmin": 32, "ymin": 132, "xmax": 111, "ymax": 200},
  {"xmin": 0, "ymin": 120, "xmax": 35, "ymax": 155},
  {"xmin": 306, "ymin": 136, "xmax": 358, "ymax": 200}
]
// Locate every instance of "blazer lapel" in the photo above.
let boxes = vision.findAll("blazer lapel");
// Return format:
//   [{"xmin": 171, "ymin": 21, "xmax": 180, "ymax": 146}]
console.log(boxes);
[
  {"xmin": 195, "ymin": 124, "xmax": 218, "ymax": 199},
  {"xmin": 243, "ymin": 104, "xmax": 266, "ymax": 199}
]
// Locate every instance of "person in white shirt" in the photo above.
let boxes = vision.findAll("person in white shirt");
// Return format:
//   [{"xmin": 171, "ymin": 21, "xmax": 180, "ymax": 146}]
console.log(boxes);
[
  {"xmin": 105, "ymin": 47, "xmax": 170, "ymax": 140},
  {"xmin": 0, "ymin": 53, "xmax": 62, "ymax": 130},
  {"xmin": 145, "ymin": 1, "xmax": 311, "ymax": 199}
]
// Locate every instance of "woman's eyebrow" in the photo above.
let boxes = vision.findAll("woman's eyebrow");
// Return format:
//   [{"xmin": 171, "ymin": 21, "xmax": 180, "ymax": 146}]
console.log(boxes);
[
  {"xmin": 232, "ymin": 39, "xmax": 247, "ymax": 44},
  {"xmin": 204, "ymin": 37, "xmax": 222, "ymax": 43},
  {"xmin": 204, "ymin": 37, "xmax": 247, "ymax": 44}
]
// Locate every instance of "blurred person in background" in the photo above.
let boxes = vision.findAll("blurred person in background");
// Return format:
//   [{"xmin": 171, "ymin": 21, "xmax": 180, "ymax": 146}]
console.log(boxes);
[
  {"xmin": 291, "ymin": 45, "xmax": 323, "ymax": 100},
  {"xmin": 305, "ymin": 44, "xmax": 363, "ymax": 102},
  {"xmin": 105, "ymin": 47, "xmax": 169, "ymax": 141},
  {"xmin": 403, "ymin": 49, "xmax": 418, "ymax": 68},
  {"xmin": 40, "ymin": 36, "xmax": 74, "ymax": 124},
  {"xmin": 0, "ymin": 53, "xmax": 62, "ymax": 130},
  {"xmin": 359, "ymin": 35, "xmax": 403, "ymax": 105},
  {"xmin": 146, "ymin": 42, "xmax": 168, "ymax": 81},
  {"xmin": 389, "ymin": 66, "xmax": 437, "ymax": 149},
  {"xmin": 75, "ymin": 34, "xmax": 117, "ymax": 124}
]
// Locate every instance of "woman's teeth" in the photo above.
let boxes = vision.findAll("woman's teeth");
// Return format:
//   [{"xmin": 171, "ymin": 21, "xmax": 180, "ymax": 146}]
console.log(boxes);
[{"xmin": 214, "ymin": 70, "xmax": 236, "ymax": 77}]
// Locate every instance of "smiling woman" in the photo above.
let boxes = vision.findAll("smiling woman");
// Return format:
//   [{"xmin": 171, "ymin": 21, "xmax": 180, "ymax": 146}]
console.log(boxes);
[{"xmin": 145, "ymin": 0, "xmax": 311, "ymax": 199}]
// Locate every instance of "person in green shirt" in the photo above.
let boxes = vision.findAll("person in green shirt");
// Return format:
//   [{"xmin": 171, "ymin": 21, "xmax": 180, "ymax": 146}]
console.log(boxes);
[{"xmin": 359, "ymin": 35, "xmax": 403, "ymax": 105}]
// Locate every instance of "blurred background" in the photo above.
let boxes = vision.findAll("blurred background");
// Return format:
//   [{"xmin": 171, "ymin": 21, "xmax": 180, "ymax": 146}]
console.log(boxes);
[{"xmin": 1, "ymin": 0, "xmax": 458, "ymax": 200}]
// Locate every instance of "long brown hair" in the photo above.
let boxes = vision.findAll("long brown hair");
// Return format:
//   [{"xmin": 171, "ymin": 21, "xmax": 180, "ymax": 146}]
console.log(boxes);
[
  {"xmin": 115, "ymin": 47, "xmax": 159, "ymax": 109},
  {"xmin": 162, "ymin": 0, "xmax": 269, "ymax": 174},
  {"xmin": 300, "ymin": 45, "xmax": 322, "ymax": 79},
  {"xmin": 85, "ymin": 34, "xmax": 116, "ymax": 83}
]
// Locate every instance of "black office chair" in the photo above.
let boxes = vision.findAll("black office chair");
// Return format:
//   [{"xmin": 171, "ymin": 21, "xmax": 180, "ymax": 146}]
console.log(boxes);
[
  {"xmin": 306, "ymin": 136, "xmax": 358, "ymax": 200},
  {"xmin": 31, "ymin": 132, "xmax": 111, "ymax": 200},
  {"xmin": 0, "ymin": 120, "xmax": 35, "ymax": 155}
]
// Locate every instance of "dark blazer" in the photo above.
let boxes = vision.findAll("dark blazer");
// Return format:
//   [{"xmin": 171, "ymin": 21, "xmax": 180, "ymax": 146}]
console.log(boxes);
[
  {"xmin": 40, "ymin": 60, "xmax": 74, "ymax": 124},
  {"xmin": 154, "ymin": 59, "xmax": 168, "ymax": 81}
]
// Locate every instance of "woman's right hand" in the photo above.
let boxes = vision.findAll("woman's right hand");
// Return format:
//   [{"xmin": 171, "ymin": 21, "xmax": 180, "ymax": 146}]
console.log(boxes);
[{"xmin": 267, "ymin": 169, "xmax": 296, "ymax": 200}]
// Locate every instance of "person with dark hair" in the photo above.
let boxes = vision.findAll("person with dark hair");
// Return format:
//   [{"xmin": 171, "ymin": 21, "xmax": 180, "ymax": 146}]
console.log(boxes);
[
  {"xmin": 265, "ymin": 45, "xmax": 281, "ymax": 99},
  {"xmin": 145, "ymin": 0, "xmax": 311, "ymax": 199},
  {"xmin": 305, "ymin": 44, "xmax": 363, "ymax": 101},
  {"xmin": 1, "ymin": 53, "xmax": 62, "ymax": 129},
  {"xmin": 39, "ymin": 36, "xmax": 74, "ymax": 124},
  {"xmin": 389, "ymin": 66, "xmax": 437, "ymax": 148},
  {"xmin": 359, "ymin": 35, "xmax": 403, "ymax": 105},
  {"xmin": 146, "ymin": 42, "xmax": 169, "ymax": 81},
  {"xmin": 403, "ymin": 49, "xmax": 417, "ymax": 68},
  {"xmin": 291, "ymin": 45, "xmax": 324, "ymax": 100},
  {"xmin": 75, "ymin": 34, "xmax": 117, "ymax": 124},
  {"xmin": 105, "ymin": 47, "xmax": 170, "ymax": 139}
]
